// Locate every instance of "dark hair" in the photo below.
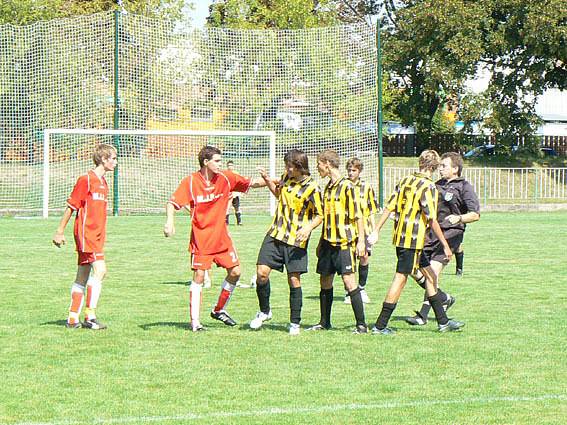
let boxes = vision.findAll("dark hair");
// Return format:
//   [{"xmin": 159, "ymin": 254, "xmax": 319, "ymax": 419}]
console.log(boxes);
[
  {"xmin": 418, "ymin": 149, "xmax": 440, "ymax": 172},
  {"xmin": 198, "ymin": 145, "xmax": 221, "ymax": 168},
  {"xmin": 317, "ymin": 149, "xmax": 340, "ymax": 169},
  {"xmin": 441, "ymin": 152, "xmax": 464, "ymax": 177},
  {"xmin": 346, "ymin": 157, "xmax": 363, "ymax": 171},
  {"xmin": 226, "ymin": 160, "xmax": 234, "ymax": 166},
  {"xmin": 284, "ymin": 149, "xmax": 310, "ymax": 175}
]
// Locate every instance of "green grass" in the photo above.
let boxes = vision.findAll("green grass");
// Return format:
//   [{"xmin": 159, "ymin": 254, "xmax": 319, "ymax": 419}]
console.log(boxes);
[{"xmin": 1, "ymin": 213, "xmax": 566, "ymax": 424}]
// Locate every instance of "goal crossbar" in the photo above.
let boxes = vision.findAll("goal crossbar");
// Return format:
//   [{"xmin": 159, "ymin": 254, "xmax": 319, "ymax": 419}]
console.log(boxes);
[{"xmin": 42, "ymin": 128, "xmax": 277, "ymax": 218}]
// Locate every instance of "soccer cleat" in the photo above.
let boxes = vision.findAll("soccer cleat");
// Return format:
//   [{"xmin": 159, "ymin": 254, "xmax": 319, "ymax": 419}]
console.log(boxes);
[
  {"xmin": 210, "ymin": 310, "xmax": 237, "ymax": 326},
  {"xmin": 352, "ymin": 324, "xmax": 368, "ymax": 334},
  {"xmin": 455, "ymin": 268, "xmax": 463, "ymax": 276},
  {"xmin": 289, "ymin": 323, "xmax": 300, "ymax": 336},
  {"xmin": 405, "ymin": 311, "xmax": 427, "ymax": 326},
  {"xmin": 249, "ymin": 310, "xmax": 272, "ymax": 330},
  {"xmin": 371, "ymin": 326, "xmax": 395, "ymax": 335},
  {"xmin": 444, "ymin": 295, "xmax": 456, "ymax": 311},
  {"xmin": 306, "ymin": 323, "xmax": 330, "ymax": 331},
  {"xmin": 83, "ymin": 318, "xmax": 107, "ymax": 330},
  {"xmin": 343, "ymin": 294, "xmax": 351, "ymax": 304},
  {"xmin": 65, "ymin": 321, "xmax": 82, "ymax": 329},
  {"xmin": 192, "ymin": 324, "xmax": 206, "ymax": 332},
  {"xmin": 360, "ymin": 289, "xmax": 371, "ymax": 304},
  {"xmin": 438, "ymin": 319, "xmax": 465, "ymax": 333}
]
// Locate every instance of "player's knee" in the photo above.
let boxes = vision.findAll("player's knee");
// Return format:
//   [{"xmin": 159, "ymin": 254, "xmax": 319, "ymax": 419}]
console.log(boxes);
[{"xmin": 228, "ymin": 267, "xmax": 241, "ymax": 281}]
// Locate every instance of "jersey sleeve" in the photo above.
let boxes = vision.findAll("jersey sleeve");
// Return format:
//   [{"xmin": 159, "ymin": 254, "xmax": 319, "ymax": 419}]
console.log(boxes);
[
  {"xmin": 169, "ymin": 177, "xmax": 192, "ymax": 210},
  {"xmin": 385, "ymin": 186, "xmax": 399, "ymax": 212},
  {"xmin": 346, "ymin": 184, "xmax": 362, "ymax": 220},
  {"xmin": 309, "ymin": 185, "xmax": 324, "ymax": 218},
  {"xmin": 366, "ymin": 185, "xmax": 379, "ymax": 214},
  {"xmin": 461, "ymin": 181, "xmax": 480, "ymax": 215},
  {"xmin": 420, "ymin": 184, "xmax": 438, "ymax": 221},
  {"xmin": 224, "ymin": 169, "xmax": 251, "ymax": 193},
  {"xmin": 67, "ymin": 175, "xmax": 89, "ymax": 210}
]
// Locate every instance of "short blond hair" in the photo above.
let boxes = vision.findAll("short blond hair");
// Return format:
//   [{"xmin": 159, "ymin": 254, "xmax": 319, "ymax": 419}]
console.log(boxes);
[
  {"xmin": 418, "ymin": 149, "xmax": 440, "ymax": 172},
  {"xmin": 93, "ymin": 143, "xmax": 117, "ymax": 166},
  {"xmin": 317, "ymin": 149, "xmax": 340, "ymax": 169}
]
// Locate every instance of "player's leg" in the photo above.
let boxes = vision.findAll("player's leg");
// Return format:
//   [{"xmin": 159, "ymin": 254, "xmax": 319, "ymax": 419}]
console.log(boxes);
[
  {"xmin": 66, "ymin": 263, "xmax": 90, "ymax": 328},
  {"xmin": 372, "ymin": 247, "xmax": 415, "ymax": 335},
  {"xmin": 287, "ymin": 273, "xmax": 302, "ymax": 335},
  {"xmin": 83, "ymin": 255, "xmax": 107, "ymax": 330},
  {"xmin": 455, "ymin": 244, "xmax": 464, "ymax": 276},
  {"xmin": 308, "ymin": 240, "xmax": 335, "ymax": 330},
  {"xmin": 250, "ymin": 264, "xmax": 273, "ymax": 329},
  {"xmin": 233, "ymin": 197, "xmax": 242, "ymax": 225},
  {"xmin": 358, "ymin": 253, "xmax": 371, "ymax": 303},
  {"xmin": 188, "ymin": 253, "xmax": 212, "ymax": 331},
  {"xmin": 210, "ymin": 248, "xmax": 241, "ymax": 326},
  {"xmin": 420, "ymin": 263, "xmax": 464, "ymax": 332},
  {"xmin": 340, "ymin": 245, "xmax": 367, "ymax": 333}
]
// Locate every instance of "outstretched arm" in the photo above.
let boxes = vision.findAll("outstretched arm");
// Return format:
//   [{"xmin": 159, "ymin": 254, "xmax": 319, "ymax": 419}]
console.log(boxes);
[
  {"xmin": 257, "ymin": 166, "xmax": 280, "ymax": 196},
  {"xmin": 53, "ymin": 206, "xmax": 74, "ymax": 247}
]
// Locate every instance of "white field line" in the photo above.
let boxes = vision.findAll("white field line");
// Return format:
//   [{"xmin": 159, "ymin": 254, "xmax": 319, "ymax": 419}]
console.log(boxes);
[{"xmin": 5, "ymin": 394, "xmax": 566, "ymax": 425}]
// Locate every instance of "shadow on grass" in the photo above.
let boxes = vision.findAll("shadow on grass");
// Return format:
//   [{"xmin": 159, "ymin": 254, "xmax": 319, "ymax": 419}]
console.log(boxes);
[
  {"xmin": 160, "ymin": 281, "xmax": 189, "ymax": 286},
  {"xmin": 40, "ymin": 319, "xmax": 68, "ymax": 327},
  {"xmin": 139, "ymin": 322, "xmax": 190, "ymax": 330}
]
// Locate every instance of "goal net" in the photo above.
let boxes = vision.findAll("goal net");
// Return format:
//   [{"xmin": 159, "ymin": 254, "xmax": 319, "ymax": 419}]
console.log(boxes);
[
  {"xmin": 42, "ymin": 129, "xmax": 277, "ymax": 218},
  {"xmin": 0, "ymin": 12, "xmax": 379, "ymax": 216}
]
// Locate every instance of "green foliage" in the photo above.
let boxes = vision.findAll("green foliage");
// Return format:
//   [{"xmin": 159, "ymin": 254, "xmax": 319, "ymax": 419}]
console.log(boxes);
[
  {"xmin": 207, "ymin": 0, "xmax": 339, "ymax": 29},
  {"xmin": 0, "ymin": 0, "xmax": 191, "ymax": 25}
]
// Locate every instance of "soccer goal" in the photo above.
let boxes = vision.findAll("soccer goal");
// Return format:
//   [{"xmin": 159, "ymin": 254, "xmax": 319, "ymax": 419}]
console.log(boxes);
[{"xmin": 42, "ymin": 129, "xmax": 277, "ymax": 218}]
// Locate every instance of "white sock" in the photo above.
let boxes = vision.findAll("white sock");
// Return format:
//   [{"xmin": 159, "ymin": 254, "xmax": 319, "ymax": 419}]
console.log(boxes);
[{"xmin": 189, "ymin": 282, "xmax": 203, "ymax": 328}]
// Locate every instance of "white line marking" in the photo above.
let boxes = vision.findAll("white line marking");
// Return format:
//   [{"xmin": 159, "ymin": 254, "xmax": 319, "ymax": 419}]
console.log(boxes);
[{"xmin": 4, "ymin": 394, "xmax": 566, "ymax": 425}]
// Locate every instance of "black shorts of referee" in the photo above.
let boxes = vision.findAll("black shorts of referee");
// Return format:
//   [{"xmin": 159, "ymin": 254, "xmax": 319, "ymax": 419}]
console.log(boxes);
[
  {"xmin": 256, "ymin": 234, "xmax": 308, "ymax": 274},
  {"xmin": 421, "ymin": 228, "xmax": 464, "ymax": 266},
  {"xmin": 316, "ymin": 238, "xmax": 357, "ymax": 276}
]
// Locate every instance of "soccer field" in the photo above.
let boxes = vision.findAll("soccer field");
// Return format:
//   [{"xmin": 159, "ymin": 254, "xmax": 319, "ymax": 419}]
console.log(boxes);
[{"xmin": 1, "ymin": 212, "xmax": 566, "ymax": 424}]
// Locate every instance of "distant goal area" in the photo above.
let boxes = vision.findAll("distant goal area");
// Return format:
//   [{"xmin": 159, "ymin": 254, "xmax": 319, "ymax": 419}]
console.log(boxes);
[{"xmin": 1, "ymin": 128, "xmax": 382, "ymax": 217}]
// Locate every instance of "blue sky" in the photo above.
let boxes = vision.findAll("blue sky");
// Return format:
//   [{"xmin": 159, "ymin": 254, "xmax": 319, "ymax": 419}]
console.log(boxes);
[{"xmin": 191, "ymin": 0, "xmax": 214, "ymax": 27}]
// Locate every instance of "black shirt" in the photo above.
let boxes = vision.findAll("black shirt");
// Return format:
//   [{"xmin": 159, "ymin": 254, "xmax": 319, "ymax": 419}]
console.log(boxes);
[{"xmin": 436, "ymin": 177, "xmax": 480, "ymax": 231}]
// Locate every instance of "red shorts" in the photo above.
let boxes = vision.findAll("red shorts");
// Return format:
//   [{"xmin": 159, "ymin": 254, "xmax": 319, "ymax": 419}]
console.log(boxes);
[
  {"xmin": 78, "ymin": 251, "xmax": 105, "ymax": 265},
  {"xmin": 191, "ymin": 248, "xmax": 240, "ymax": 270}
]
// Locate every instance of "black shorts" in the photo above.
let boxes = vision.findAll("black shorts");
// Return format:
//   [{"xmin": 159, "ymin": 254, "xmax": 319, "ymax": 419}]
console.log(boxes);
[
  {"xmin": 396, "ymin": 247, "xmax": 424, "ymax": 274},
  {"xmin": 316, "ymin": 239, "xmax": 356, "ymax": 276},
  {"xmin": 256, "ymin": 235, "xmax": 308, "ymax": 274},
  {"xmin": 422, "ymin": 228, "xmax": 464, "ymax": 266}
]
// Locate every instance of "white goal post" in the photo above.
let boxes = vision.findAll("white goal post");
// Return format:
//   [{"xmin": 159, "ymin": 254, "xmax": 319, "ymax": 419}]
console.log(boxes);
[{"xmin": 42, "ymin": 128, "xmax": 277, "ymax": 218}]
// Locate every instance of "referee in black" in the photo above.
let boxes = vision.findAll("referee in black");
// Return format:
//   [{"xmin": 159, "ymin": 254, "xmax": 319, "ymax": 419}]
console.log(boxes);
[{"xmin": 406, "ymin": 152, "xmax": 480, "ymax": 326}]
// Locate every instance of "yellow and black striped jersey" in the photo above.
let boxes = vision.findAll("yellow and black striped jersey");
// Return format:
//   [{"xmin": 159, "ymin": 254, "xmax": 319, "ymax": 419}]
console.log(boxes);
[
  {"xmin": 352, "ymin": 179, "xmax": 379, "ymax": 235},
  {"xmin": 385, "ymin": 172, "xmax": 438, "ymax": 250},
  {"xmin": 322, "ymin": 177, "xmax": 361, "ymax": 246},
  {"xmin": 268, "ymin": 174, "xmax": 323, "ymax": 248}
]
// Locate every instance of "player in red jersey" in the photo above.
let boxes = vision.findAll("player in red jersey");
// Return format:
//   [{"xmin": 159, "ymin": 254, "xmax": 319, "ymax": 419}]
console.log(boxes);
[
  {"xmin": 52, "ymin": 143, "xmax": 118, "ymax": 330},
  {"xmin": 164, "ymin": 145, "xmax": 267, "ymax": 332}
]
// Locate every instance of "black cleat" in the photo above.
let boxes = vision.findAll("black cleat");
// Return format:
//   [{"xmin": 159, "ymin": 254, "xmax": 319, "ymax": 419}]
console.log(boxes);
[
  {"xmin": 438, "ymin": 319, "xmax": 465, "ymax": 332},
  {"xmin": 455, "ymin": 268, "xmax": 463, "ymax": 276},
  {"xmin": 405, "ymin": 311, "xmax": 427, "ymax": 326},
  {"xmin": 371, "ymin": 326, "xmax": 395, "ymax": 335},
  {"xmin": 306, "ymin": 323, "xmax": 331, "ymax": 331},
  {"xmin": 83, "ymin": 318, "xmax": 107, "ymax": 330},
  {"xmin": 65, "ymin": 321, "xmax": 82, "ymax": 329},
  {"xmin": 444, "ymin": 295, "xmax": 456, "ymax": 311},
  {"xmin": 353, "ymin": 324, "xmax": 368, "ymax": 334},
  {"xmin": 210, "ymin": 310, "xmax": 237, "ymax": 326}
]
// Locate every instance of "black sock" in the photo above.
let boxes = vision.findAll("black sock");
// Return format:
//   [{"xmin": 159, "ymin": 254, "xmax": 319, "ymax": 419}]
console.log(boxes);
[
  {"xmin": 375, "ymin": 302, "xmax": 396, "ymax": 330},
  {"xmin": 319, "ymin": 288, "xmax": 333, "ymax": 328},
  {"xmin": 225, "ymin": 214, "xmax": 229, "ymax": 224},
  {"xmin": 415, "ymin": 275, "xmax": 426, "ymax": 290},
  {"xmin": 456, "ymin": 251, "xmax": 464, "ymax": 271},
  {"xmin": 348, "ymin": 287, "xmax": 366, "ymax": 326},
  {"xmin": 236, "ymin": 212, "xmax": 242, "ymax": 225},
  {"xmin": 289, "ymin": 286, "xmax": 302, "ymax": 325},
  {"xmin": 256, "ymin": 279, "xmax": 271, "ymax": 314},
  {"xmin": 418, "ymin": 293, "xmax": 431, "ymax": 319},
  {"xmin": 428, "ymin": 292, "xmax": 448, "ymax": 325},
  {"xmin": 358, "ymin": 264, "xmax": 369, "ymax": 288}
]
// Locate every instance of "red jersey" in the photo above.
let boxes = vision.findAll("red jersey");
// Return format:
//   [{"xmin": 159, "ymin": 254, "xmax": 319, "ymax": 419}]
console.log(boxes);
[
  {"xmin": 67, "ymin": 170, "xmax": 109, "ymax": 253},
  {"xmin": 169, "ymin": 170, "xmax": 251, "ymax": 255}
]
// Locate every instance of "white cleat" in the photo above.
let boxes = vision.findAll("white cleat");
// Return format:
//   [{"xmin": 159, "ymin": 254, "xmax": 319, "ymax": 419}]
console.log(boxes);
[
  {"xmin": 250, "ymin": 310, "xmax": 272, "ymax": 330},
  {"xmin": 289, "ymin": 323, "xmax": 300, "ymax": 336}
]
